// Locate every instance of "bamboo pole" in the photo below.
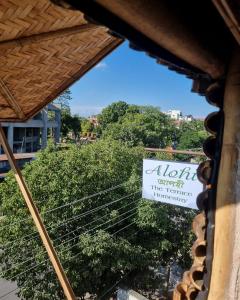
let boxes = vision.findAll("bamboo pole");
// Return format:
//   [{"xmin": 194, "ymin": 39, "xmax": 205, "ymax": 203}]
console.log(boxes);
[
  {"xmin": 208, "ymin": 48, "xmax": 240, "ymax": 299},
  {"xmin": 0, "ymin": 124, "xmax": 76, "ymax": 300}
]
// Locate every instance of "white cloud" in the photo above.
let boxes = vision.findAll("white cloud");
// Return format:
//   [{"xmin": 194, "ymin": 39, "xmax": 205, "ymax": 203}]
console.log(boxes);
[
  {"xmin": 70, "ymin": 104, "xmax": 104, "ymax": 117},
  {"xmin": 95, "ymin": 61, "xmax": 107, "ymax": 69}
]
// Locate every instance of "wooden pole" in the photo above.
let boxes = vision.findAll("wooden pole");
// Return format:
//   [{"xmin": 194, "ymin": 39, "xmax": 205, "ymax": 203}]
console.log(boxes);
[
  {"xmin": 208, "ymin": 47, "xmax": 240, "ymax": 299},
  {"xmin": 0, "ymin": 124, "xmax": 76, "ymax": 300},
  {"xmin": 144, "ymin": 147, "xmax": 205, "ymax": 156}
]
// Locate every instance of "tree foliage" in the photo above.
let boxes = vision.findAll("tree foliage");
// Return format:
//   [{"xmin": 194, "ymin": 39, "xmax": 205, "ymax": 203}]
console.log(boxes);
[
  {"xmin": 61, "ymin": 113, "xmax": 81, "ymax": 139},
  {"xmin": 98, "ymin": 101, "xmax": 129, "ymax": 128},
  {"xmin": 81, "ymin": 119, "xmax": 94, "ymax": 133},
  {"xmin": 0, "ymin": 140, "xmax": 194, "ymax": 299},
  {"xmin": 53, "ymin": 89, "xmax": 82, "ymax": 139},
  {"xmin": 100, "ymin": 103, "xmax": 177, "ymax": 148},
  {"xmin": 177, "ymin": 120, "xmax": 208, "ymax": 150},
  {"xmin": 54, "ymin": 89, "xmax": 72, "ymax": 113}
]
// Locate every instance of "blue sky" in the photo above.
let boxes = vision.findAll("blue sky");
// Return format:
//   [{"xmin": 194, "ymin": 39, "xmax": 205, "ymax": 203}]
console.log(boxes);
[{"xmin": 69, "ymin": 42, "xmax": 214, "ymax": 117}]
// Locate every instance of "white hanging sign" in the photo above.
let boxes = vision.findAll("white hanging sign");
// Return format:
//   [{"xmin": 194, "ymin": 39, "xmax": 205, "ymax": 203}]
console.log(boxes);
[{"xmin": 142, "ymin": 159, "xmax": 203, "ymax": 209}]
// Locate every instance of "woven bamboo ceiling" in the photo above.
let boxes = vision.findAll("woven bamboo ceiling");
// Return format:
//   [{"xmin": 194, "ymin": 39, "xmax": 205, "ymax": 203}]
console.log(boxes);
[{"xmin": 0, "ymin": 0, "xmax": 121, "ymax": 122}]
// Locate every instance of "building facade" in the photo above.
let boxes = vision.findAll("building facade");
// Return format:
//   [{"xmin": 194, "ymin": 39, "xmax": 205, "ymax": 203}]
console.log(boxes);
[
  {"xmin": 0, "ymin": 104, "xmax": 61, "ymax": 154},
  {"xmin": 165, "ymin": 110, "xmax": 194, "ymax": 122},
  {"xmin": 166, "ymin": 109, "xmax": 182, "ymax": 120}
]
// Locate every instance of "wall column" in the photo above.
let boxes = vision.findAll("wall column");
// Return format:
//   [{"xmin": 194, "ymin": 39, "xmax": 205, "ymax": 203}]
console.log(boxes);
[
  {"xmin": 41, "ymin": 108, "xmax": 48, "ymax": 149},
  {"xmin": 7, "ymin": 124, "xmax": 13, "ymax": 151},
  {"xmin": 54, "ymin": 109, "xmax": 61, "ymax": 143}
]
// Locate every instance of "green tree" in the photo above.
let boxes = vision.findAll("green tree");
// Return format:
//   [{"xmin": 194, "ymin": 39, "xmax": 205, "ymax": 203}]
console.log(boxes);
[
  {"xmin": 98, "ymin": 101, "xmax": 129, "ymax": 128},
  {"xmin": 0, "ymin": 140, "xmax": 194, "ymax": 299},
  {"xmin": 177, "ymin": 120, "xmax": 208, "ymax": 150},
  {"xmin": 61, "ymin": 113, "xmax": 81, "ymax": 139},
  {"xmin": 102, "ymin": 106, "xmax": 177, "ymax": 148},
  {"xmin": 81, "ymin": 119, "xmax": 94, "ymax": 133},
  {"xmin": 53, "ymin": 89, "xmax": 82, "ymax": 139},
  {"xmin": 54, "ymin": 89, "xmax": 72, "ymax": 114}
]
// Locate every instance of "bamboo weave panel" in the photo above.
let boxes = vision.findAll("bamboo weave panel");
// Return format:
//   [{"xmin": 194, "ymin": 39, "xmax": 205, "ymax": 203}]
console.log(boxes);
[{"xmin": 0, "ymin": 0, "xmax": 121, "ymax": 121}]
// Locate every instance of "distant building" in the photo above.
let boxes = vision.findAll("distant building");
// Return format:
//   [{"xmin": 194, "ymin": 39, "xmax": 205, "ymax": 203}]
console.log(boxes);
[
  {"xmin": 165, "ymin": 109, "xmax": 182, "ymax": 120},
  {"xmin": 0, "ymin": 104, "xmax": 61, "ymax": 154},
  {"xmin": 0, "ymin": 104, "xmax": 61, "ymax": 178},
  {"xmin": 165, "ymin": 110, "xmax": 194, "ymax": 122},
  {"xmin": 88, "ymin": 115, "xmax": 99, "ymax": 127},
  {"xmin": 182, "ymin": 114, "xmax": 194, "ymax": 122}
]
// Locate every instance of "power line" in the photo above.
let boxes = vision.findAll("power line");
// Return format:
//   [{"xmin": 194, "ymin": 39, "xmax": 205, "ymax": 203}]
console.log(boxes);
[
  {"xmin": 112, "ymin": 221, "xmax": 136, "ymax": 236},
  {"xmin": 0, "ymin": 179, "xmax": 138, "ymax": 233},
  {"xmin": 0, "ymin": 213, "xmax": 139, "ymax": 299},
  {"xmin": 0, "ymin": 287, "xmax": 19, "ymax": 300},
  {"xmin": 1, "ymin": 191, "xmax": 140, "ymax": 275},
  {"xmin": 2, "ymin": 190, "xmax": 141, "ymax": 252},
  {"xmin": 1, "ymin": 197, "xmax": 140, "ymax": 275},
  {"xmin": 98, "ymin": 272, "xmax": 130, "ymax": 300},
  {"xmin": 5, "ymin": 209, "xmax": 137, "ymax": 282},
  {"xmin": 53, "ymin": 198, "xmax": 139, "ymax": 244},
  {"xmin": 0, "ymin": 203, "xmax": 139, "ymax": 280},
  {"xmin": 58, "ymin": 208, "xmax": 137, "ymax": 251},
  {"xmin": 0, "ymin": 180, "xmax": 132, "ymax": 232},
  {"xmin": 43, "ymin": 181, "xmax": 135, "ymax": 215},
  {"xmin": 63, "ymin": 211, "xmax": 137, "ymax": 262}
]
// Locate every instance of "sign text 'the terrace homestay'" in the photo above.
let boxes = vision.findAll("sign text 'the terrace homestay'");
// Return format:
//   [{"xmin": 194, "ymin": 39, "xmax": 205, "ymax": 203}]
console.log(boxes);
[{"xmin": 142, "ymin": 159, "xmax": 203, "ymax": 209}]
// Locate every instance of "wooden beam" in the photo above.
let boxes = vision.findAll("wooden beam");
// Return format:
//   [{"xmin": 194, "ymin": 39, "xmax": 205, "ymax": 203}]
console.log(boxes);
[
  {"xmin": 144, "ymin": 148, "xmax": 205, "ymax": 157},
  {"xmin": 0, "ymin": 79, "xmax": 25, "ymax": 120},
  {"xmin": 0, "ymin": 23, "xmax": 97, "ymax": 54},
  {"xmin": 208, "ymin": 47, "xmax": 240, "ymax": 299},
  {"xmin": 95, "ymin": 0, "xmax": 225, "ymax": 79},
  {"xmin": 0, "ymin": 124, "xmax": 76, "ymax": 300},
  {"xmin": 213, "ymin": 0, "xmax": 240, "ymax": 45},
  {"xmin": 0, "ymin": 152, "xmax": 36, "ymax": 161}
]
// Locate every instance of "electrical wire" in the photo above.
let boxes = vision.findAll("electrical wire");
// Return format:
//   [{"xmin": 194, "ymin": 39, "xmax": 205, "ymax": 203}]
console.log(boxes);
[
  {"xmin": 0, "ymin": 287, "xmax": 19, "ymax": 300},
  {"xmin": 1, "ymin": 192, "xmax": 140, "ymax": 275},
  {"xmin": 0, "ymin": 199, "xmax": 139, "ymax": 278},
  {"xmin": 62, "ymin": 211, "xmax": 137, "ymax": 262},
  {"xmin": 4, "ymin": 209, "xmax": 137, "ymax": 282},
  {"xmin": 58, "ymin": 208, "xmax": 137, "ymax": 251},
  {"xmin": 0, "ymin": 179, "xmax": 138, "ymax": 232},
  {"xmin": 112, "ymin": 221, "xmax": 136, "ymax": 236},
  {"xmin": 53, "ymin": 198, "xmax": 139, "ymax": 244},
  {"xmin": 0, "ymin": 219, "xmax": 139, "ymax": 299},
  {"xmin": 1, "ymin": 197, "xmax": 140, "ymax": 274},
  {"xmin": 98, "ymin": 272, "xmax": 130, "ymax": 300},
  {"xmin": 0, "ymin": 180, "xmax": 131, "ymax": 233},
  {"xmin": 2, "ymin": 189, "xmax": 141, "ymax": 252}
]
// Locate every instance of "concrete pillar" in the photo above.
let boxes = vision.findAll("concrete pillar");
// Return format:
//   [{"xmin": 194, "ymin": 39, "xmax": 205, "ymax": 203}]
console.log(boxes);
[
  {"xmin": 41, "ymin": 108, "xmax": 48, "ymax": 149},
  {"xmin": 54, "ymin": 109, "xmax": 61, "ymax": 143},
  {"xmin": 7, "ymin": 124, "xmax": 13, "ymax": 151}
]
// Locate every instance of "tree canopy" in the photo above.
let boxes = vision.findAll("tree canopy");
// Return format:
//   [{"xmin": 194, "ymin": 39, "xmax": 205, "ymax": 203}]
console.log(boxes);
[
  {"xmin": 0, "ymin": 99, "xmax": 207, "ymax": 299},
  {"xmin": 54, "ymin": 89, "xmax": 72, "ymax": 113},
  {"xmin": 61, "ymin": 113, "xmax": 81, "ymax": 139},
  {"xmin": 98, "ymin": 101, "xmax": 129, "ymax": 128},
  {"xmin": 81, "ymin": 119, "xmax": 94, "ymax": 133},
  {"xmin": 177, "ymin": 120, "xmax": 208, "ymax": 150},
  {"xmin": 99, "ymin": 102, "xmax": 177, "ymax": 148},
  {"xmin": 54, "ymin": 90, "xmax": 83, "ymax": 139},
  {"xmin": 0, "ymin": 140, "xmax": 194, "ymax": 299}
]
